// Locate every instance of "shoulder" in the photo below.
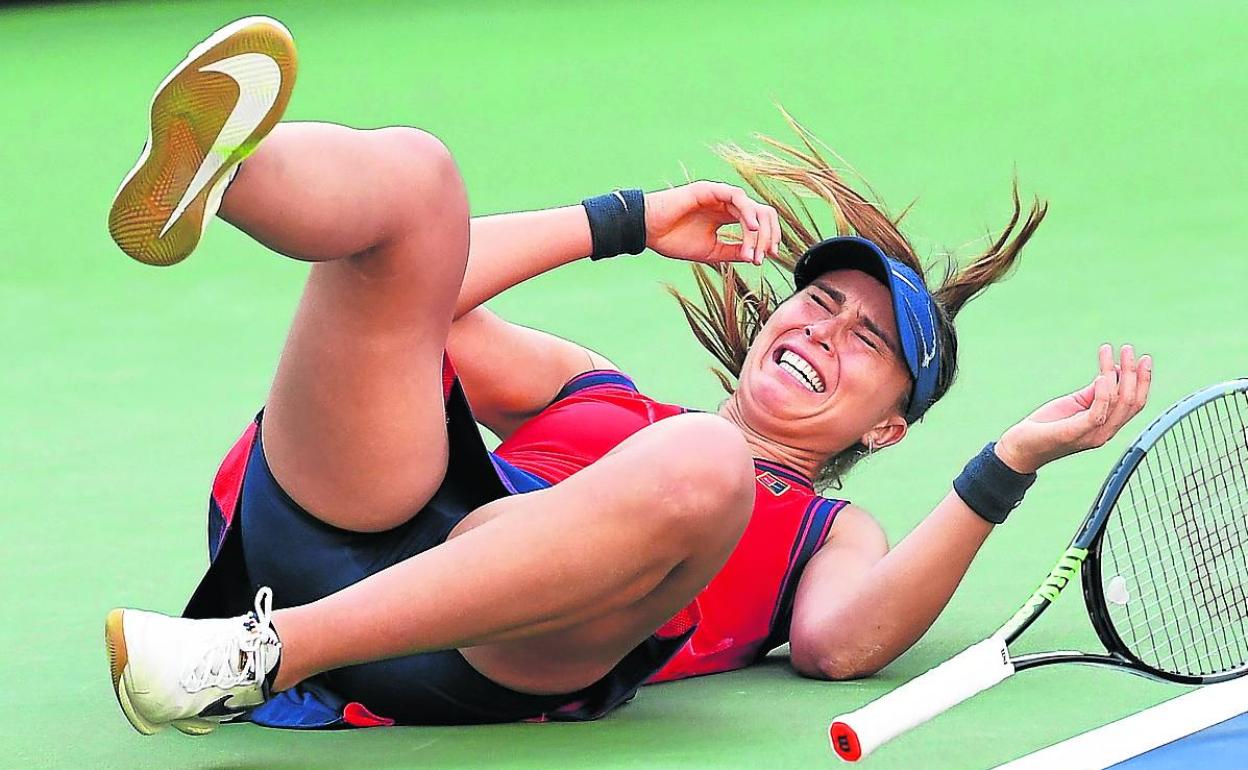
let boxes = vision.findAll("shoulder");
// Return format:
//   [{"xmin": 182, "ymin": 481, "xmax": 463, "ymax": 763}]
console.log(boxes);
[
  {"xmin": 586, "ymin": 350, "xmax": 617, "ymax": 371},
  {"xmin": 820, "ymin": 502, "xmax": 888, "ymax": 556}
]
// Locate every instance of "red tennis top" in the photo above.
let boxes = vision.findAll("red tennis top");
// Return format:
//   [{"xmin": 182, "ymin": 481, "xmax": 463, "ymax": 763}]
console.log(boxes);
[{"xmin": 493, "ymin": 370, "xmax": 846, "ymax": 683}]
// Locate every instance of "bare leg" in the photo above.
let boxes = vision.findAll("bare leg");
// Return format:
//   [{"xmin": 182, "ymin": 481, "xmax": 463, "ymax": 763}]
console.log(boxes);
[
  {"xmin": 269, "ymin": 413, "xmax": 756, "ymax": 693},
  {"xmin": 219, "ymin": 122, "xmax": 467, "ymax": 531}
]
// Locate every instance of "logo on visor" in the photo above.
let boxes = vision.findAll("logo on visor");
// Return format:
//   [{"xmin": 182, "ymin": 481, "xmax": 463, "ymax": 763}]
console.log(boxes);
[{"xmin": 891, "ymin": 268, "xmax": 937, "ymax": 368}]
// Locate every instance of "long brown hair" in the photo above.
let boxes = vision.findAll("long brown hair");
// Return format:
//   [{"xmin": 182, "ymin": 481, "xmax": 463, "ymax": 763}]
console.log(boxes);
[{"xmin": 667, "ymin": 111, "xmax": 1048, "ymax": 490}]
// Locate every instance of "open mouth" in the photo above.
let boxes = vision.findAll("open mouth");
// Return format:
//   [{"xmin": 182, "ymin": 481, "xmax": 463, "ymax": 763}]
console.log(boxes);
[{"xmin": 773, "ymin": 346, "xmax": 825, "ymax": 393}]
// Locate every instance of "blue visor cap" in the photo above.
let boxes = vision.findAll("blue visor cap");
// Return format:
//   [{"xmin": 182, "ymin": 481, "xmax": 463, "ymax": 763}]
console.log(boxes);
[{"xmin": 793, "ymin": 236, "xmax": 942, "ymax": 423}]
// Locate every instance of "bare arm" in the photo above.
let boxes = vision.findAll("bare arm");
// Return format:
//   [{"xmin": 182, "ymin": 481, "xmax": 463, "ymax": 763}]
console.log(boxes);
[
  {"xmin": 455, "ymin": 181, "xmax": 778, "ymax": 319},
  {"xmin": 448, "ymin": 206, "xmax": 611, "ymax": 438},
  {"xmin": 788, "ymin": 498, "xmax": 990, "ymax": 680},
  {"xmin": 456, "ymin": 205, "xmax": 593, "ymax": 319},
  {"xmin": 447, "ymin": 184, "xmax": 779, "ymax": 430},
  {"xmin": 790, "ymin": 345, "xmax": 1154, "ymax": 680},
  {"xmin": 448, "ymin": 308, "xmax": 616, "ymax": 441}
]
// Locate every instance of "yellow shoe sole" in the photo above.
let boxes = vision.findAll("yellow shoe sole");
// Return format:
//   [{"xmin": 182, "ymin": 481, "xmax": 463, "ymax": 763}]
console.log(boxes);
[
  {"xmin": 105, "ymin": 608, "xmax": 160, "ymax": 735},
  {"xmin": 108, "ymin": 16, "xmax": 297, "ymax": 266}
]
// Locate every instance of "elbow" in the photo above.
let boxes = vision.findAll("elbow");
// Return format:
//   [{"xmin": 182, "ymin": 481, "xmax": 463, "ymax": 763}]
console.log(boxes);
[
  {"xmin": 793, "ymin": 651, "xmax": 887, "ymax": 682},
  {"xmin": 790, "ymin": 633, "xmax": 891, "ymax": 681}
]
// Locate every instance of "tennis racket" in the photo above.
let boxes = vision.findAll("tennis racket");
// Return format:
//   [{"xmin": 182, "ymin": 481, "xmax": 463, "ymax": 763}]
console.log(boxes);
[{"xmin": 829, "ymin": 379, "xmax": 1248, "ymax": 762}]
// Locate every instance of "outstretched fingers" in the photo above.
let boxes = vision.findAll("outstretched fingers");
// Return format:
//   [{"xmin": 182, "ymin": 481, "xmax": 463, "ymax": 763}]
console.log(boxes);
[
  {"xmin": 1001, "ymin": 344, "xmax": 1157, "ymax": 473},
  {"xmin": 1137, "ymin": 353, "xmax": 1154, "ymax": 409},
  {"xmin": 1087, "ymin": 344, "xmax": 1153, "ymax": 447},
  {"xmin": 1106, "ymin": 345, "xmax": 1138, "ymax": 429},
  {"xmin": 1080, "ymin": 343, "xmax": 1118, "ymax": 428},
  {"xmin": 1088, "ymin": 369, "xmax": 1116, "ymax": 429},
  {"xmin": 1062, "ymin": 366, "xmax": 1116, "ymax": 444}
]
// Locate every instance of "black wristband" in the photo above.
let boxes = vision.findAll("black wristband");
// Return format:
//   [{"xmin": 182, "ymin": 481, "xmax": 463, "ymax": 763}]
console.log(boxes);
[
  {"xmin": 953, "ymin": 442, "xmax": 1037, "ymax": 525},
  {"xmin": 582, "ymin": 189, "xmax": 646, "ymax": 260}
]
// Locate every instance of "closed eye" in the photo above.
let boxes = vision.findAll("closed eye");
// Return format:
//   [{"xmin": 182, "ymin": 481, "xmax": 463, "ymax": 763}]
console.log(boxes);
[{"xmin": 811, "ymin": 281, "xmax": 898, "ymax": 357}]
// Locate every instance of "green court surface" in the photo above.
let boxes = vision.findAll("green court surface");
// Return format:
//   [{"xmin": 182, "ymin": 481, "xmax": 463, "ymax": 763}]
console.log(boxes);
[{"xmin": 2, "ymin": 1, "xmax": 1245, "ymax": 768}]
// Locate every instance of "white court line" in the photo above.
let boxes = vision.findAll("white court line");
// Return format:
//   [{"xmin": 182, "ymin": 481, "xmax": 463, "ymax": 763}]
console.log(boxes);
[{"xmin": 993, "ymin": 675, "xmax": 1248, "ymax": 770}]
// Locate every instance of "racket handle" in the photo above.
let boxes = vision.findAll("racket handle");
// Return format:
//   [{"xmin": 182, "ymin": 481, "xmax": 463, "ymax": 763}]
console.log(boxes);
[{"xmin": 829, "ymin": 635, "xmax": 1014, "ymax": 762}]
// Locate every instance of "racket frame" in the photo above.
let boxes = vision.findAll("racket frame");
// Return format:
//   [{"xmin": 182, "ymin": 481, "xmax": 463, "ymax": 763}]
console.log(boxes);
[
  {"xmin": 1078, "ymin": 380, "xmax": 1248, "ymax": 686},
  {"xmin": 829, "ymin": 379, "xmax": 1248, "ymax": 761}
]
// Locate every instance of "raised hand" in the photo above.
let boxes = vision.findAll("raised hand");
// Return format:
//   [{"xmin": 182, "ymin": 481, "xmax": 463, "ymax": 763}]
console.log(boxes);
[
  {"xmin": 995, "ymin": 344, "xmax": 1154, "ymax": 474},
  {"xmin": 644, "ymin": 181, "xmax": 781, "ymax": 266}
]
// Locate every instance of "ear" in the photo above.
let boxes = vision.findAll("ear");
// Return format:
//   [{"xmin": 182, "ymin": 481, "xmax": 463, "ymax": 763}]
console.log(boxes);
[{"xmin": 861, "ymin": 415, "xmax": 907, "ymax": 452}]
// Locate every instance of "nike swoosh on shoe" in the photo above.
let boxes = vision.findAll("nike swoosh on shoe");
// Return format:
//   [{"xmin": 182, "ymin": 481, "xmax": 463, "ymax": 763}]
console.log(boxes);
[
  {"xmin": 159, "ymin": 52, "xmax": 283, "ymax": 238},
  {"xmin": 197, "ymin": 693, "xmax": 253, "ymax": 720}
]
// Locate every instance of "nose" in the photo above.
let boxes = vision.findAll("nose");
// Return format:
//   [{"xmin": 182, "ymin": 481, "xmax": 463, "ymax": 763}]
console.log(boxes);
[
  {"xmin": 803, "ymin": 321, "xmax": 834, "ymax": 352},
  {"xmin": 804, "ymin": 311, "xmax": 860, "ymax": 353}
]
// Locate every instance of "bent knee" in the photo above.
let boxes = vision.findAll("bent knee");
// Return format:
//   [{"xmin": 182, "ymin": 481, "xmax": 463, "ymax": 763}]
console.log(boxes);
[
  {"xmin": 373, "ymin": 126, "xmax": 457, "ymax": 179},
  {"xmin": 370, "ymin": 126, "xmax": 464, "ymax": 218},
  {"xmin": 644, "ymin": 414, "xmax": 755, "ymax": 544}
]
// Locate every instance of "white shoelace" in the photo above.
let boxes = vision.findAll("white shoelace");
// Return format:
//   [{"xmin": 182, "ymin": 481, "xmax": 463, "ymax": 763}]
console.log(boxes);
[{"xmin": 180, "ymin": 587, "xmax": 281, "ymax": 693}]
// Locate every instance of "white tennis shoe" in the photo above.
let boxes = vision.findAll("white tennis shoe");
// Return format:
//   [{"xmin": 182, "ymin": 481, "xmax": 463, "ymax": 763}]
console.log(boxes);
[{"xmin": 105, "ymin": 587, "xmax": 282, "ymax": 736}]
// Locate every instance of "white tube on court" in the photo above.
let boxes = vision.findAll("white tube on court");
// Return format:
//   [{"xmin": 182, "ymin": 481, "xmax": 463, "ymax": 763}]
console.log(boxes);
[{"xmin": 829, "ymin": 635, "xmax": 1015, "ymax": 762}]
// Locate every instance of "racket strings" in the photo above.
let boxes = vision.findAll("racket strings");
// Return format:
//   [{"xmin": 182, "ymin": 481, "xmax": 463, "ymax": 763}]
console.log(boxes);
[
  {"xmin": 1192, "ymin": 401, "xmax": 1248, "ymax": 653},
  {"xmin": 1147, "ymin": 402, "xmax": 1248, "ymax": 671},
  {"xmin": 1137, "ymin": 419, "xmax": 1248, "ymax": 674},
  {"xmin": 1108, "ymin": 425, "xmax": 1248, "ymax": 504},
  {"xmin": 1116, "ymin": 554, "xmax": 1246, "ymax": 640},
  {"xmin": 1114, "ymin": 525, "xmax": 1248, "ymax": 635},
  {"xmin": 1099, "ymin": 390, "xmax": 1248, "ymax": 678},
  {"xmin": 1184, "ymin": 404, "xmax": 1248, "ymax": 619},
  {"xmin": 1167, "ymin": 395, "xmax": 1247, "ymax": 670},
  {"xmin": 1117, "ymin": 537, "xmax": 1248, "ymax": 664},
  {"xmin": 1122, "ymin": 500, "xmax": 1248, "ymax": 667},
  {"xmin": 1109, "ymin": 437, "xmax": 1248, "ymax": 619}
]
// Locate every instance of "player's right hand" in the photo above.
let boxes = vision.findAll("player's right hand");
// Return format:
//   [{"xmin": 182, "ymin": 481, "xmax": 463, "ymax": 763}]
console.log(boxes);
[{"xmin": 644, "ymin": 181, "xmax": 780, "ymax": 266}]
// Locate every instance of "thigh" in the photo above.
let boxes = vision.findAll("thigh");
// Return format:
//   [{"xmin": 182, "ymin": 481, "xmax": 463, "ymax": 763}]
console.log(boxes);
[
  {"xmin": 456, "ymin": 415, "xmax": 755, "ymax": 695},
  {"xmin": 239, "ymin": 418, "xmax": 469, "ymax": 607},
  {"xmin": 262, "ymin": 160, "xmax": 470, "ymax": 532},
  {"xmin": 321, "ymin": 648, "xmax": 575, "ymax": 726},
  {"xmin": 460, "ymin": 558, "xmax": 716, "ymax": 696}
]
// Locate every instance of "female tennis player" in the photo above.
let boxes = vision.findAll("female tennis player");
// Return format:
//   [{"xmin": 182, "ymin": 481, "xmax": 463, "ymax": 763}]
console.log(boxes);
[{"xmin": 104, "ymin": 17, "xmax": 1153, "ymax": 734}]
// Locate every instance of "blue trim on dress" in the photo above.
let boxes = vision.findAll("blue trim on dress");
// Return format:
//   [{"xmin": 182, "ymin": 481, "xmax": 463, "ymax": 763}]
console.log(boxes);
[
  {"xmin": 548, "ymin": 370, "xmax": 638, "ymax": 405},
  {"xmin": 489, "ymin": 452, "xmax": 553, "ymax": 494},
  {"xmin": 759, "ymin": 497, "xmax": 847, "ymax": 654}
]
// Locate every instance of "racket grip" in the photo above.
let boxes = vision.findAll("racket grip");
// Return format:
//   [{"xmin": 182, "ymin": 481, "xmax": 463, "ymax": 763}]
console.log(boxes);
[{"xmin": 829, "ymin": 635, "xmax": 1014, "ymax": 762}]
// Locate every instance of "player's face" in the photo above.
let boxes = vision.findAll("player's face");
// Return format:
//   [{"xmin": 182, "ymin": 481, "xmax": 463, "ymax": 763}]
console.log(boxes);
[{"xmin": 737, "ymin": 269, "xmax": 913, "ymax": 456}]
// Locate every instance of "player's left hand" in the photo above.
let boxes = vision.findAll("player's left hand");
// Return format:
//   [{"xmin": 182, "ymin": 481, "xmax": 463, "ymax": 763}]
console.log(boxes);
[
  {"xmin": 995, "ymin": 344, "xmax": 1153, "ymax": 474},
  {"xmin": 645, "ymin": 181, "xmax": 780, "ymax": 266}
]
